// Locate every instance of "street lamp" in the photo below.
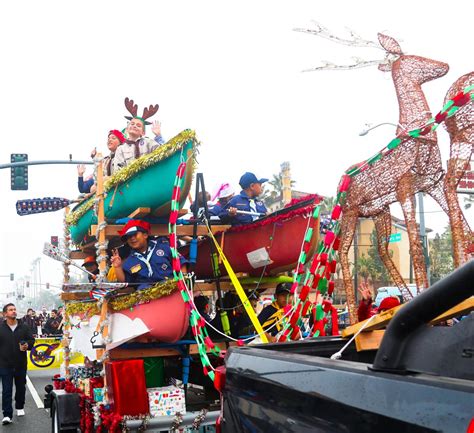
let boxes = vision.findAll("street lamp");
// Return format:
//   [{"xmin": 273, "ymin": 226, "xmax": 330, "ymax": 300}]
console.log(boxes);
[{"xmin": 359, "ymin": 122, "xmax": 406, "ymax": 136}]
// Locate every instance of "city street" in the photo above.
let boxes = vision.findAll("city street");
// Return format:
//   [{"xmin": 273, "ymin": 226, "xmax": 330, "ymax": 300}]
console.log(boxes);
[{"xmin": 0, "ymin": 369, "xmax": 57, "ymax": 433}]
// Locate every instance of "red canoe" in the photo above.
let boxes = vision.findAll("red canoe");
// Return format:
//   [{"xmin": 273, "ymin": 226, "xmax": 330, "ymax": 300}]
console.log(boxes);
[{"xmin": 182, "ymin": 195, "xmax": 321, "ymax": 278}]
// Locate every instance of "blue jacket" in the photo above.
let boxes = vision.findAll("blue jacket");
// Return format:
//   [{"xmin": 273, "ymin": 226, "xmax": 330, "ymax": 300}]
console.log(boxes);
[
  {"xmin": 122, "ymin": 237, "xmax": 186, "ymax": 290},
  {"xmin": 223, "ymin": 190, "xmax": 267, "ymax": 225},
  {"xmin": 209, "ymin": 202, "xmax": 232, "ymax": 222},
  {"xmin": 78, "ymin": 176, "xmax": 94, "ymax": 194}
]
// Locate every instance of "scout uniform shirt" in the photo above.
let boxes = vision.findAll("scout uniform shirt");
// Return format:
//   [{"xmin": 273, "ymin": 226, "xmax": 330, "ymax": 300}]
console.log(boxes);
[
  {"xmin": 113, "ymin": 135, "xmax": 165, "ymax": 172},
  {"xmin": 258, "ymin": 301, "xmax": 283, "ymax": 336},
  {"xmin": 223, "ymin": 190, "xmax": 267, "ymax": 225},
  {"xmin": 122, "ymin": 237, "xmax": 181, "ymax": 290}
]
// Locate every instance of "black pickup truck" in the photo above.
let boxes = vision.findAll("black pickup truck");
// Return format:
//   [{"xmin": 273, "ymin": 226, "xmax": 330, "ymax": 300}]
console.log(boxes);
[{"xmin": 217, "ymin": 261, "xmax": 474, "ymax": 433}]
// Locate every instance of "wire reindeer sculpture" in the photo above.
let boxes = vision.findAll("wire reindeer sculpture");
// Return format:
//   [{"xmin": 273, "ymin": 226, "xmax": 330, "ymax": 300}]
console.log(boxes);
[{"xmin": 296, "ymin": 24, "xmax": 473, "ymax": 322}]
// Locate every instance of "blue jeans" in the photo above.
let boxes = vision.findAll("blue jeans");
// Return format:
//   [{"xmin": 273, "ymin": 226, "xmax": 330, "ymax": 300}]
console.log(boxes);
[{"xmin": 0, "ymin": 368, "xmax": 27, "ymax": 418}]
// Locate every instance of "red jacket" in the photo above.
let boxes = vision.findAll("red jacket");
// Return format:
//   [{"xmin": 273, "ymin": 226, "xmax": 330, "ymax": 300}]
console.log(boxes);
[{"xmin": 357, "ymin": 299, "xmax": 375, "ymax": 322}]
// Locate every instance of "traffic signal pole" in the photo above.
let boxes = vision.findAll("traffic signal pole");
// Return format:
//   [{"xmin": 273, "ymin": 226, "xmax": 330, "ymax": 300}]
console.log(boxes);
[{"xmin": 0, "ymin": 159, "xmax": 94, "ymax": 169}]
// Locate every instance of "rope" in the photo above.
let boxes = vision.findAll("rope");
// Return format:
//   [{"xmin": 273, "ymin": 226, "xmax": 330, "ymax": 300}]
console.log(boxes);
[{"xmin": 330, "ymin": 315, "xmax": 377, "ymax": 360}]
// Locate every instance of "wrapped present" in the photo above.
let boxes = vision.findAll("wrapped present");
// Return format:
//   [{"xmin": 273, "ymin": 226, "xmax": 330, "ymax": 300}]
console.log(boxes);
[
  {"xmin": 89, "ymin": 377, "xmax": 104, "ymax": 399},
  {"xmin": 143, "ymin": 357, "xmax": 165, "ymax": 388},
  {"xmin": 69, "ymin": 363, "xmax": 103, "ymax": 381},
  {"xmin": 147, "ymin": 386, "xmax": 186, "ymax": 417},
  {"xmin": 77, "ymin": 378, "xmax": 90, "ymax": 396},
  {"xmin": 105, "ymin": 360, "xmax": 149, "ymax": 416},
  {"xmin": 93, "ymin": 388, "xmax": 104, "ymax": 403}
]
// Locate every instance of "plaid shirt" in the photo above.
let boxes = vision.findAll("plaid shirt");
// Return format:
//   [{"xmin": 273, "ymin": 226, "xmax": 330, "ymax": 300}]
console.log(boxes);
[{"xmin": 112, "ymin": 135, "xmax": 165, "ymax": 172}]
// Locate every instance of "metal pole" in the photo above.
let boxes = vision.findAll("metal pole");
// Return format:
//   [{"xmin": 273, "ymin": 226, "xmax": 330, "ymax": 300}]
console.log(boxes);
[
  {"xmin": 0, "ymin": 160, "xmax": 93, "ymax": 169},
  {"xmin": 353, "ymin": 220, "xmax": 359, "ymax": 297},
  {"xmin": 417, "ymin": 192, "xmax": 430, "ymax": 287}
]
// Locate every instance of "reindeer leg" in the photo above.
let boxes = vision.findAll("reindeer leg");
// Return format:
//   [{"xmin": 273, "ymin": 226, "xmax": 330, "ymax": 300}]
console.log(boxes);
[
  {"xmin": 339, "ymin": 209, "xmax": 359, "ymax": 324},
  {"xmin": 373, "ymin": 208, "xmax": 412, "ymax": 301},
  {"xmin": 427, "ymin": 174, "xmax": 471, "ymax": 267},
  {"xmin": 397, "ymin": 175, "xmax": 429, "ymax": 292},
  {"xmin": 445, "ymin": 140, "xmax": 473, "ymax": 264}
]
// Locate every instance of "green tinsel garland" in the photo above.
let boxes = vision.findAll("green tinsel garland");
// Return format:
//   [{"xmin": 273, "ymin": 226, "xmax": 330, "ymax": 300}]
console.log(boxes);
[{"xmin": 65, "ymin": 129, "xmax": 199, "ymax": 227}]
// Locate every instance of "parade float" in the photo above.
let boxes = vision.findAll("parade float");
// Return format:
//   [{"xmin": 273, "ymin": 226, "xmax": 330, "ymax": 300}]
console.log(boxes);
[{"xmin": 15, "ymin": 24, "xmax": 473, "ymax": 432}]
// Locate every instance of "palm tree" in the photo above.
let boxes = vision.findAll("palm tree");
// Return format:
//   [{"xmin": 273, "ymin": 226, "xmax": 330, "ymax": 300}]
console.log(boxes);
[
  {"xmin": 268, "ymin": 173, "xmax": 295, "ymax": 197},
  {"xmin": 321, "ymin": 196, "xmax": 336, "ymax": 214}
]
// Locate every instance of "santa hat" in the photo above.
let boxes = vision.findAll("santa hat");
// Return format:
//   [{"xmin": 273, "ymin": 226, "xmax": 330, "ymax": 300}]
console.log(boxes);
[
  {"xmin": 212, "ymin": 183, "xmax": 235, "ymax": 201},
  {"xmin": 108, "ymin": 130, "xmax": 125, "ymax": 144},
  {"xmin": 378, "ymin": 296, "xmax": 400, "ymax": 312},
  {"xmin": 118, "ymin": 220, "xmax": 151, "ymax": 241}
]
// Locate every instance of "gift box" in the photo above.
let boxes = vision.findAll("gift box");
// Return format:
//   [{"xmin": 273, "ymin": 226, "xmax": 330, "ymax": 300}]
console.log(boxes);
[
  {"xmin": 93, "ymin": 388, "xmax": 104, "ymax": 403},
  {"xmin": 69, "ymin": 363, "xmax": 102, "ymax": 381},
  {"xmin": 89, "ymin": 377, "xmax": 104, "ymax": 399},
  {"xmin": 147, "ymin": 386, "xmax": 186, "ymax": 417},
  {"xmin": 143, "ymin": 357, "xmax": 165, "ymax": 388},
  {"xmin": 77, "ymin": 378, "xmax": 90, "ymax": 396},
  {"xmin": 105, "ymin": 360, "xmax": 149, "ymax": 416}
]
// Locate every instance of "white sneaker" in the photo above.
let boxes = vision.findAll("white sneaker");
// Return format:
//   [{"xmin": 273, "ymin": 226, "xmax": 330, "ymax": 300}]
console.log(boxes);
[
  {"xmin": 17, "ymin": 409, "xmax": 25, "ymax": 417},
  {"xmin": 2, "ymin": 416, "xmax": 13, "ymax": 425}
]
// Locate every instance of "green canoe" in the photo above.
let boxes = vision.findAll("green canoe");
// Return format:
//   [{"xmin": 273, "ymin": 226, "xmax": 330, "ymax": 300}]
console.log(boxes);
[{"xmin": 66, "ymin": 129, "xmax": 198, "ymax": 244}]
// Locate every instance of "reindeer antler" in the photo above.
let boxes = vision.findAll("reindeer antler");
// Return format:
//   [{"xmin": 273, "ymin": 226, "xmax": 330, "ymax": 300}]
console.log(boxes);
[
  {"xmin": 294, "ymin": 22, "xmax": 382, "ymax": 49},
  {"xmin": 124, "ymin": 97, "xmax": 138, "ymax": 117},
  {"xmin": 302, "ymin": 58, "xmax": 383, "ymax": 73},
  {"xmin": 142, "ymin": 104, "xmax": 159, "ymax": 120}
]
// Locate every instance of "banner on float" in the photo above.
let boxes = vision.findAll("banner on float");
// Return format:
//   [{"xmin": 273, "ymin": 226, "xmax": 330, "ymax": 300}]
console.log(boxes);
[{"xmin": 27, "ymin": 337, "xmax": 84, "ymax": 370}]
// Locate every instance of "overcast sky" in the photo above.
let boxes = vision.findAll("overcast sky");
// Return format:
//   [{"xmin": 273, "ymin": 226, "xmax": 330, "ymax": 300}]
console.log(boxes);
[{"xmin": 0, "ymin": 0, "xmax": 472, "ymax": 298}]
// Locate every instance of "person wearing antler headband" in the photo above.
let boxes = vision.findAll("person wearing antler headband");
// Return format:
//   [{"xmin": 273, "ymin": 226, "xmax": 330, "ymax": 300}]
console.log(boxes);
[{"xmin": 113, "ymin": 97, "xmax": 165, "ymax": 172}]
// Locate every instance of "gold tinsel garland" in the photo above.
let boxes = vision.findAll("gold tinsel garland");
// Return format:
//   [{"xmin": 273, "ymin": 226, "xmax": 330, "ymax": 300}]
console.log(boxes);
[
  {"xmin": 65, "ymin": 280, "xmax": 178, "ymax": 316},
  {"xmin": 66, "ymin": 129, "xmax": 199, "ymax": 226},
  {"xmin": 66, "ymin": 302, "xmax": 100, "ymax": 316},
  {"xmin": 109, "ymin": 279, "xmax": 177, "ymax": 311}
]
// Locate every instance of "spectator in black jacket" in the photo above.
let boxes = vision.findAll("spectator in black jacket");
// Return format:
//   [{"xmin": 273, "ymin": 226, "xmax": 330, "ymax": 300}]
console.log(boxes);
[
  {"xmin": 0, "ymin": 303, "xmax": 35, "ymax": 425},
  {"xmin": 42, "ymin": 310, "xmax": 62, "ymax": 336},
  {"xmin": 21, "ymin": 309, "xmax": 37, "ymax": 336}
]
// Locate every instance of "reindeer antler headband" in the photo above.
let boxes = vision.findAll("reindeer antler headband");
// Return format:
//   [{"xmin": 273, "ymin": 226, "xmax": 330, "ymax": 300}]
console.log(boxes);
[{"xmin": 124, "ymin": 97, "xmax": 159, "ymax": 126}]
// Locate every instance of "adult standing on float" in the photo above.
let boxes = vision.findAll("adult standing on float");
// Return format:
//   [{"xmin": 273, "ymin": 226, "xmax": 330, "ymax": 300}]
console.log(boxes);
[
  {"xmin": 113, "ymin": 97, "xmax": 165, "ymax": 172},
  {"xmin": 0, "ymin": 303, "xmax": 35, "ymax": 425}
]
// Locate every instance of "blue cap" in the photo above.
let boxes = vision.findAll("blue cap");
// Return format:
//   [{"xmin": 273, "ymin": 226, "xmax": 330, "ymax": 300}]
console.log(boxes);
[{"xmin": 239, "ymin": 172, "xmax": 269, "ymax": 189}]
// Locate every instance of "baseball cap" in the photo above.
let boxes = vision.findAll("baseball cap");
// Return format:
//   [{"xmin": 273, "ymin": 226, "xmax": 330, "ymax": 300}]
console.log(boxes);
[
  {"xmin": 275, "ymin": 282, "xmax": 292, "ymax": 295},
  {"xmin": 82, "ymin": 256, "xmax": 97, "ymax": 267},
  {"xmin": 118, "ymin": 220, "xmax": 151, "ymax": 241},
  {"xmin": 239, "ymin": 172, "xmax": 269, "ymax": 189}
]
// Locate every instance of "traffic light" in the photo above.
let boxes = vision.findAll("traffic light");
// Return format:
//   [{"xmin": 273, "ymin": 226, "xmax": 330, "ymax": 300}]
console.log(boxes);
[
  {"xmin": 45, "ymin": 282, "xmax": 50, "ymax": 289},
  {"xmin": 51, "ymin": 236, "xmax": 59, "ymax": 247},
  {"xmin": 9, "ymin": 273, "xmax": 14, "ymax": 281},
  {"xmin": 11, "ymin": 154, "xmax": 28, "ymax": 190},
  {"xmin": 26, "ymin": 281, "xmax": 30, "ymax": 288}
]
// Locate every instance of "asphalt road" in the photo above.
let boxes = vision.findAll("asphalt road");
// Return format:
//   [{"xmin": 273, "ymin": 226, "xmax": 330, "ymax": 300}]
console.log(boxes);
[{"xmin": 0, "ymin": 368, "xmax": 59, "ymax": 433}]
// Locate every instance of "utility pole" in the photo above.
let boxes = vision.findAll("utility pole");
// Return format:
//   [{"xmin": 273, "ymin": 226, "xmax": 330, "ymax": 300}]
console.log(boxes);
[
  {"xmin": 353, "ymin": 220, "xmax": 359, "ymax": 296},
  {"xmin": 417, "ymin": 192, "xmax": 430, "ymax": 287}
]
